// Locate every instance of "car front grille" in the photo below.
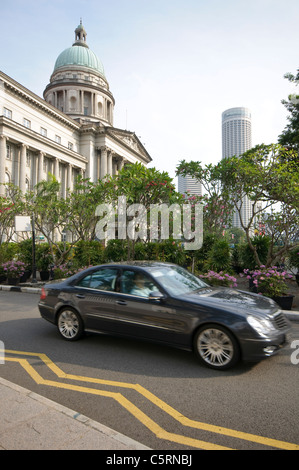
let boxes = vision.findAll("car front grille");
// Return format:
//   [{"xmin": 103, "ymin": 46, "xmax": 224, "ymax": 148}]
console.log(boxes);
[{"xmin": 272, "ymin": 312, "xmax": 289, "ymax": 330}]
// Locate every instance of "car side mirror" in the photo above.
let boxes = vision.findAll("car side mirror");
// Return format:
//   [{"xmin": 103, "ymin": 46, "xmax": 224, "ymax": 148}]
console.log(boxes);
[{"xmin": 149, "ymin": 291, "xmax": 165, "ymax": 301}]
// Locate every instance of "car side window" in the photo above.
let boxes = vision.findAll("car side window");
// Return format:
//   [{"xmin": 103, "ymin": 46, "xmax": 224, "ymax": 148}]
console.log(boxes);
[
  {"xmin": 76, "ymin": 268, "xmax": 119, "ymax": 292},
  {"xmin": 120, "ymin": 270, "xmax": 160, "ymax": 298}
]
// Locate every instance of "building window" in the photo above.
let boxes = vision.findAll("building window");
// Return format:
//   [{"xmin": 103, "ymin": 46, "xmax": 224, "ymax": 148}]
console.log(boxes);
[
  {"xmin": 70, "ymin": 96, "xmax": 77, "ymax": 111},
  {"xmin": 55, "ymin": 135, "xmax": 61, "ymax": 144},
  {"xmin": 3, "ymin": 108, "xmax": 12, "ymax": 119},
  {"xmin": 68, "ymin": 142, "xmax": 73, "ymax": 150},
  {"xmin": 40, "ymin": 127, "xmax": 47, "ymax": 137},
  {"xmin": 23, "ymin": 118, "xmax": 31, "ymax": 129},
  {"xmin": 6, "ymin": 144, "xmax": 11, "ymax": 159}
]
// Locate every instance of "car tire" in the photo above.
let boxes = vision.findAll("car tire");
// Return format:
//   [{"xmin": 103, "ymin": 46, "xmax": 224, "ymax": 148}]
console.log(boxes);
[
  {"xmin": 193, "ymin": 324, "xmax": 240, "ymax": 370},
  {"xmin": 57, "ymin": 308, "xmax": 84, "ymax": 341}
]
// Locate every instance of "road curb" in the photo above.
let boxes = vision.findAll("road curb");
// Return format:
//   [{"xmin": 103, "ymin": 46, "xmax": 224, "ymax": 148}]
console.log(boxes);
[{"xmin": 0, "ymin": 284, "xmax": 42, "ymax": 294}]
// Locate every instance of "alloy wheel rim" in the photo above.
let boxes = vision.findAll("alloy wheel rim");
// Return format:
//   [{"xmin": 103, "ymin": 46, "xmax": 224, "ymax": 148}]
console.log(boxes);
[
  {"xmin": 197, "ymin": 328, "xmax": 234, "ymax": 367},
  {"xmin": 58, "ymin": 310, "xmax": 79, "ymax": 338}
]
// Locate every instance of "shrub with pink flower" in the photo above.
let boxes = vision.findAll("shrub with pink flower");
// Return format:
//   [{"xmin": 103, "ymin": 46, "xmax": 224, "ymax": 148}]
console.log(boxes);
[
  {"xmin": 53, "ymin": 264, "xmax": 77, "ymax": 280},
  {"xmin": 53, "ymin": 264, "xmax": 93, "ymax": 280},
  {"xmin": 2, "ymin": 260, "xmax": 26, "ymax": 279},
  {"xmin": 199, "ymin": 270, "xmax": 238, "ymax": 288},
  {"xmin": 240, "ymin": 266, "xmax": 293, "ymax": 298}
]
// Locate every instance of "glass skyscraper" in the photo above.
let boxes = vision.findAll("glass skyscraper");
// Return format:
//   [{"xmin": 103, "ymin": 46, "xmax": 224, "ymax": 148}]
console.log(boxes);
[
  {"xmin": 222, "ymin": 107, "xmax": 252, "ymax": 229},
  {"xmin": 178, "ymin": 174, "xmax": 202, "ymax": 197}
]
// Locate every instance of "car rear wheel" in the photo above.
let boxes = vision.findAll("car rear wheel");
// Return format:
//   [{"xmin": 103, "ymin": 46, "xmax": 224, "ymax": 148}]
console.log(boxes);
[
  {"xmin": 57, "ymin": 308, "xmax": 84, "ymax": 341},
  {"xmin": 194, "ymin": 325, "xmax": 240, "ymax": 370}
]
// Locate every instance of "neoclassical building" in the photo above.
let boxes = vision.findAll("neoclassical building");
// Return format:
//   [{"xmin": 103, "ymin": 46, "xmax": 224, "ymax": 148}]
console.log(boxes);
[{"xmin": 0, "ymin": 21, "xmax": 152, "ymax": 196}]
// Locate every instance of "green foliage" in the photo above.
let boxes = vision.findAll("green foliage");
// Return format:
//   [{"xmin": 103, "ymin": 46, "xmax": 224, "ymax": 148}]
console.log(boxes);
[
  {"xmin": 288, "ymin": 246, "xmax": 299, "ymax": 271},
  {"xmin": 132, "ymin": 242, "xmax": 148, "ymax": 260},
  {"xmin": 204, "ymin": 239, "xmax": 232, "ymax": 272},
  {"xmin": 35, "ymin": 243, "xmax": 53, "ymax": 271},
  {"xmin": 0, "ymin": 242, "xmax": 19, "ymax": 264},
  {"xmin": 113, "ymin": 162, "xmax": 177, "ymax": 207},
  {"xmin": 72, "ymin": 240, "xmax": 104, "ymax": 267},
  {"xmin": 176, "ymin": 161, "xmax": 233, "ymax": 236},
  {"xmin": 278, "ymin": 70, "xmax": 299, "ymax": 156},
  {"xmin": 153, "ymin": 240, "xmax": 186, "ymax": 265},
  {"xmin": 103, "ymin": 239, "xmax": 127, "ymax": 262},
  {"xmin": 237, "ymin": 236, "xmax": 270, "ymax": 270},
  {"xmin": 177, "ymin": 145, "xmax": 298, "ymax": 267},
  {"xmin": 190, "ymin": 234, "xmax": 216, "ymax": 272},
  {"xmin": 18, "ymin": 239, "xmax": 33, "ymax": 270}
]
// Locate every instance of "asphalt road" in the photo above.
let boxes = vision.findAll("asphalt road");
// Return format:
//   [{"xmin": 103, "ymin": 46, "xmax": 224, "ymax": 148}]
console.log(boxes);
[{"xmin": 1, "ymin": 290, "xmax": 299, "ymax": 450}]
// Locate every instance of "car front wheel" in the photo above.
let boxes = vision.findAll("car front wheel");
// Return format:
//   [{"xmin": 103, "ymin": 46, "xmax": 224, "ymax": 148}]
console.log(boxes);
[
  {"xmin": 57, "ymin": 308, "xmax": 84, "ymax": 341},
  {"xmin": 194, "ymin": 325, "xmax": 240, "ymax": 370}
]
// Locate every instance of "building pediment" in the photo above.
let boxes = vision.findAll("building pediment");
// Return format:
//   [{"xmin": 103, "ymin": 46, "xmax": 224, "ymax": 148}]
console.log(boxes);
[{"xmin": 106, "ymin": 127, "xmax": 152, "ymax": 163}]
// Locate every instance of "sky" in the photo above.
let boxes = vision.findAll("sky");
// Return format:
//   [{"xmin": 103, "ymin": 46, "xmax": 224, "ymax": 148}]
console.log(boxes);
[{"xmin": 1, "ymin": 0, "xmax": 299, "ymax": 183}]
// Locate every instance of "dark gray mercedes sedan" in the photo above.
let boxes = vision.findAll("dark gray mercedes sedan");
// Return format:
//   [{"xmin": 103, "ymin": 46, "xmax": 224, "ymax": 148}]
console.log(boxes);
[{"xmin": 38, "ymin": 261, "xmax": 292, "ymax": 370}]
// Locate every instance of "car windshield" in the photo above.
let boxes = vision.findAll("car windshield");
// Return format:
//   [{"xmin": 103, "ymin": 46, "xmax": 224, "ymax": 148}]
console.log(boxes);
[{"xmin": 148, "ymin": 266, "xmax": 208, "ymax": 296}]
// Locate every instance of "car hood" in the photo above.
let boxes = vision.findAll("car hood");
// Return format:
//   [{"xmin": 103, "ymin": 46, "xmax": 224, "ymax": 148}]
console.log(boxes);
[{"xmin": 178, "ymin": 287, "xmax": 279, "ymax": 317}]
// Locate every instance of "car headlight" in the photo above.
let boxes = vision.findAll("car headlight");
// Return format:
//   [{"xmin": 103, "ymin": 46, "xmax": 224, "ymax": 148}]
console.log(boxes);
[{"xmin": 247, "ymin": 315, "xmax": 276, "ymax": 336}]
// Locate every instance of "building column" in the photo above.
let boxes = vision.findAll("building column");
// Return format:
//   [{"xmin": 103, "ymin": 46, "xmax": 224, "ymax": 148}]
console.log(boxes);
[
  {"xmin": 54, "ymin": 158, "xmax": 60, "ymax": 181},
  {"xmin": 118, "ymin": 157, "xmax": 125, "ymax": 172},
  {"xmin": 107, "ymin": 150, "xmax": 113, "ymax": 176},
  {"xmin": 32, "ymin": 153, "xmax": 38, "ymax": 189},
  {"xmin": 38, "ymin": 151, "xmax": 45, "ymax": 183},
  {"xmin": 19, "ymin": 144, "xmax": 27, "ymax": 194},
  {"xmin": 100, "ymin": 146, "xmax": 108, "ymax": 178},
  {"xmin": 67, "ymin": 163, "xmax": 73, "ymax": 192},
  {"xmin": 81, "ymin": 90, "xmax": 84, "ymax": 114},
  {"xmin": 64, "ymin": 90, "xmax": 68, "ymax": 113},
  {"xmin": 0, "ymin": 135, "xmax": 6, "ymax": 195},
  {"xmin": 112, "ymin": 159, "xmax": 118, "ymax": 176}
]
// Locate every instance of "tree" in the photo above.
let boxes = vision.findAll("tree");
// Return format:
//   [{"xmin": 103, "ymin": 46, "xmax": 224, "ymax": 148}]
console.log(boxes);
[
  {"xmin": 278, "ymin": 70, "xmax": 299, "ymax": 155},
  {"xmin": 0, "ymin": 184, "xmax": 26, "ymax": 244},
  {"xmin": 26, "ymin": 175, "xmax": 72, "ymax": 264},
  {"xmin": 176, "ymin": 145, "xmax": 299, "ymax": 267},
  {"xmin": 67, "ymin": 175, "xmax": 113, "ymax": 241},
  {"xmin": 176, "ymin": 161, "xmax": 234, "ymax": 236},
  {"xmin": 103, "ymin": 162, "xmax": 181, "ymax": 259}
]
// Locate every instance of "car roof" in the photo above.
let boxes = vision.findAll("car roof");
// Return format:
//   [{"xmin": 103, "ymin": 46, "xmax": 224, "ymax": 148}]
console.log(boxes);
[
  {"xmin": 62, "ymin": 261, "xmax": 177, "ymax": 282},
  {"xmin": 99, "ymin": 261, "xmax": 177, "ymax": 271}
]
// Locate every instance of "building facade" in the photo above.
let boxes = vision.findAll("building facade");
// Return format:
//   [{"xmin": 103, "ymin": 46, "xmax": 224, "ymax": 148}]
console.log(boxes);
[
  {"xmin": 222, "ymin": 107, "xmax": 252, "ymax": 229},
  {"xmin": 0, "ymin": 22, "xmax": 152, "ymax": 197},
  {"xmin": 222, "ymin": 107, "xmax": 252, "ymax": 159},
  {"xmin": 177, "ymin": 174, "xmax": 202, "ymax": 197}
]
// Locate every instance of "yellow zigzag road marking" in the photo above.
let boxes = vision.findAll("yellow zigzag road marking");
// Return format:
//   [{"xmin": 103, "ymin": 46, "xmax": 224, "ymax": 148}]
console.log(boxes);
[
  {"xmin": 3, "ymin": 349, "xmax": 299, "ymax": 450},
  {"xmin": 4, "ymin": 356, "xmax": 230, "ymax": 450}
]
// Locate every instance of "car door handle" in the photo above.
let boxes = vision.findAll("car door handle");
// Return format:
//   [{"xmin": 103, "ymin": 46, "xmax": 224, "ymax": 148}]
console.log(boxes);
[
  {"xmin": 116, "ymin": 300, "xmax": 127, "ymax": 306},
  {"xmin": 76, "ymin": 294, "xmax": 85, "ymax": 299}
]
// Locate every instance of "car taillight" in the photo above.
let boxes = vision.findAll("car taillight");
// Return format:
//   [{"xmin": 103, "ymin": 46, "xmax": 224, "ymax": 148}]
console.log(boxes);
[{"xmin": 40, "ymin": 287, "xmax": 47, "ymax": 300}]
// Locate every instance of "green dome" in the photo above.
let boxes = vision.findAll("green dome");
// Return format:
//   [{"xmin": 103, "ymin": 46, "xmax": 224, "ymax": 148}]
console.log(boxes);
[{"xmin": 54, "ymin": 44, "xmax": 105, "ymax": 78}]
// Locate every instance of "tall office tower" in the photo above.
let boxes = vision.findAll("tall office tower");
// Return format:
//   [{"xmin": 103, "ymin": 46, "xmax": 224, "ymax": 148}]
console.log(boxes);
[
  {"xmin": 178, "ymin": 174, "xmax": 202, "ymax": 197},
  {"xmin": 222, "ymin": 107, "xmax": 252, "ymax": 159},
  {"xmin": 222, "ymin": 107, "xmax": 252, "ymax": 229}
]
